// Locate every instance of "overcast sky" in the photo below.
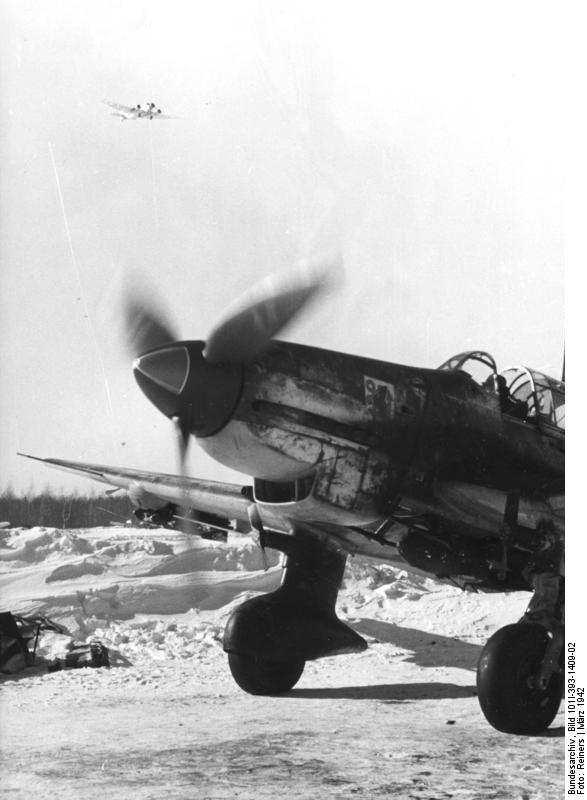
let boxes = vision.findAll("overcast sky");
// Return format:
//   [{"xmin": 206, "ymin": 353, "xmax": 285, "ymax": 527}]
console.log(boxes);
[{"xmin": 0, "ymin": 1, "xmax": 564, "ymax": 495}]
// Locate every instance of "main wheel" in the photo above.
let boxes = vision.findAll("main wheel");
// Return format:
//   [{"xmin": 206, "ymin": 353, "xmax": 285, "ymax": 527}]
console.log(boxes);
[
  {"xmin": 227, "ymin": 653, "xmax": 305, "ymax": 695},
  {"xmin": 477, "ymin": 623, "xmax": 563, "ymax": 734}
]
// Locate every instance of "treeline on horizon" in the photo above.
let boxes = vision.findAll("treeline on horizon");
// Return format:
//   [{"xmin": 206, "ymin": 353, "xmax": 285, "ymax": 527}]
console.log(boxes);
[{"xmin": 0, "ymin": 488, "xmax": 134, "ymax": 529}]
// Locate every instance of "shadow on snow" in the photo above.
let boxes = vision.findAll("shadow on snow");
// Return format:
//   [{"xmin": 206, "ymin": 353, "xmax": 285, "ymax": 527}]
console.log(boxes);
[
  {"xmin": 350, "ymin": 617, "xmax": 483, "ymax": 670},
  {"xmin": 289, "ymin": 682, "xmax": 477, "ymax": 701}
]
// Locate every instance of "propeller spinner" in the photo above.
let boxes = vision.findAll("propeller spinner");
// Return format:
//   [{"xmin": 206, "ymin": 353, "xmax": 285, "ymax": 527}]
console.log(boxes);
[{"xmin": 133, "ymin": 341, "xmax": 243, "ymax": 437}]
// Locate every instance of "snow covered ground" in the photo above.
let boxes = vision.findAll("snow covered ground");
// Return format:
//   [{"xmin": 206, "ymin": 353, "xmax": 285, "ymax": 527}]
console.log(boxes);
[{"xmin": 0, "ymin": 526, "xmax": 564, "ymax": 799}]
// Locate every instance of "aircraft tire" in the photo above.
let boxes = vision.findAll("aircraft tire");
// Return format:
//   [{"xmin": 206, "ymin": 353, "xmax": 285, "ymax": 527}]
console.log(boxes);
[
  {"xmin": 227, "ymin": 652, "xmax": 305, "ymax": 695},
  {"xmin": 476, "ymin": 623, "xmax": 563, "ymax": 734}
]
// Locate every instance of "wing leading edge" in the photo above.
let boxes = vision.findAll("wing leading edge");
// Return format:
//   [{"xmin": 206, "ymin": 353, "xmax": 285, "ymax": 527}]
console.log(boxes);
[{"xmin": 17, "ymin": 453, "xmax": 252, "ymax": 526}]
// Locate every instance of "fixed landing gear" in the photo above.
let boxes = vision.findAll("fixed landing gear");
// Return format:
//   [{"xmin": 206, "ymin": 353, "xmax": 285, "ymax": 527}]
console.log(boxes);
[
  {"xmin": 477, "ymin": 623, "xmax": 563, "ymax": 734},
  {"xmin": 227, "ymin": 653, "xmax": 305, "ymax": 695},
  {"xmin": 223, "ymin": 532, "xmax": 366, "ymax": 695},
  {"xmin": 476, "ymin": 573, "xmax": 564, "ymax": 734}
]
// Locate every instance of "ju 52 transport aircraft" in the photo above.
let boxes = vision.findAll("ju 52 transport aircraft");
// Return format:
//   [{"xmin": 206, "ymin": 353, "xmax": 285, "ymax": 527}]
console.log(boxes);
[
  {"xmin": 21, "ymin": 255, "xmax": 564, "ymax": 735},
  {"xmin": 102, "ymin": 100, "xmax": 176, "ymax": 120}
]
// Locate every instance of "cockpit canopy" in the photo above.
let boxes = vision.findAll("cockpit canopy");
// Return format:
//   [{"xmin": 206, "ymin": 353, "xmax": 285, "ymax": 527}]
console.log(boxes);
[
  {"xmin": 500, "ymin": 366, "xmax": 565, "ymax": 430},
  {"xmin": 438, "ymin": 351, "xmax": 565, "ymax": 431},
  {"xmin": 437, "ymin": 351, "xmax": 497, "ymax": 385}
]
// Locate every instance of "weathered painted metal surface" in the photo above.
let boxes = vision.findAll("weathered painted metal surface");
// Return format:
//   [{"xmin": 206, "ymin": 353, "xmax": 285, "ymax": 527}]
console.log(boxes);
[
  {"xmin": 198, "ymin": 340, "xmax": 563, "ymax": 535},
  {"xmin": 205, "ymin": 342, "xmax": 427, "ymax": 525}
]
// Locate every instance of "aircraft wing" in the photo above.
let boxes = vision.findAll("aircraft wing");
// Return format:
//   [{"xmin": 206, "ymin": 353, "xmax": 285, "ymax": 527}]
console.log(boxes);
[
  {"xmin": 17, "ymin": 453, "xmax": 413, "ymax": 563},
  {"xmin": 102, "ymin": 99, "xmax": 133, "ymax": 112},
  {"xmin": 17, "ymin": 453, "xmax": 252, "ymax": 526}
]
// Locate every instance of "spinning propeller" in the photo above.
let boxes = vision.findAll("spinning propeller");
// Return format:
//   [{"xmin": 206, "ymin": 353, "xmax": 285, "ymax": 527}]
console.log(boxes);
[
  {"xmin": 124, "ymin": 295, "xmax": 179, "ymax": 357},
  {"xmin": 122, "ymin": 254, "xmax": 341, "ymax": 541}
]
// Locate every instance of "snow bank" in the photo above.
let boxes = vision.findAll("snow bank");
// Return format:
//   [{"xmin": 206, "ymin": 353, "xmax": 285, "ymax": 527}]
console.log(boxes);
[{"xmin": 0, "ymin": 526, "xmax": 529, "ymax": 668}]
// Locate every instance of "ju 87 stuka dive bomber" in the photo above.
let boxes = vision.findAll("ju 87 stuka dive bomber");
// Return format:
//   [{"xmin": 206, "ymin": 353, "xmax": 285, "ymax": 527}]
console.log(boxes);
[{"xmin": 21, "ymin": 255, "xmax": 564, "ymax": 734}]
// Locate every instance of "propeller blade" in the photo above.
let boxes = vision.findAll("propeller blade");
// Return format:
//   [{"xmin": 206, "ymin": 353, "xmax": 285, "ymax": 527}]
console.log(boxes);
[
  {"xmin": 123, "ymin": 294, "xmax": 179, "ymax": 357},
  {"xmin": 172, "ymin": 414, "xmax": 190, "ymax": 470},
  {"xmin": 204, "ymin": 252, "xmax": 342, "ymax": 364},
  {"xmin": 171, "ymin": 415, "xmax": 198, "ymax": 551}
]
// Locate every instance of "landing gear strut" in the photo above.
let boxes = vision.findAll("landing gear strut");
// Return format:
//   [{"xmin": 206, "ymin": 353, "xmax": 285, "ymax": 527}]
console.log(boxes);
[
  {"xmin": 223, "ymin": 531, "xmax": 366, "ymax": 694},
  {"xmin": 477, "ymin": 572, "xmax": 564, "ymax": 734}
]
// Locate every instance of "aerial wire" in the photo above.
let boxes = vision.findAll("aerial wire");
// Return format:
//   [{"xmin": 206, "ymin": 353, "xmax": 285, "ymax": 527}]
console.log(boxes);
[{"xmin": 47, "ymin": 141, "xmax": 116, "ymax": 441}]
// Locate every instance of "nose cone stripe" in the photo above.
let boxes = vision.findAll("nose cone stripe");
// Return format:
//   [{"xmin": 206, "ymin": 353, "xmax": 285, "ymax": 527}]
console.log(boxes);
[
  {"xmin": 132, "ymin": 341, "xmax": 244, "ymax": 438},
  {"xmin": 134, "ymin": 346, "xmax": 190, "ymax": 395}
]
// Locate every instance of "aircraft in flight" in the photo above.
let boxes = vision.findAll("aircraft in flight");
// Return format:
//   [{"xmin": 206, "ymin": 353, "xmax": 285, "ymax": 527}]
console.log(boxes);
[
  {"xmin": 102, "ymin": 100, "xmax": 176, "ymax": 120},
  {"xmin": 21, "ymin": 255, "xmax": 564, "ymax": 734}
]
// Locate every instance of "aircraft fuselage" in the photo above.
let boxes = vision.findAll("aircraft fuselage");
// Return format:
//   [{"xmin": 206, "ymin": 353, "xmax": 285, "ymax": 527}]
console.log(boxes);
[{"xmin": 134, "ymin": 339, "xmax": 563, "ymax": 539}]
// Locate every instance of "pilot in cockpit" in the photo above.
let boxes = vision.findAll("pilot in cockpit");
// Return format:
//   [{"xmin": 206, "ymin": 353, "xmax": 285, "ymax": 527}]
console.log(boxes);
[{"xmin": 484, "ymin": 374, "xmax": 528, "ymax": 421}]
